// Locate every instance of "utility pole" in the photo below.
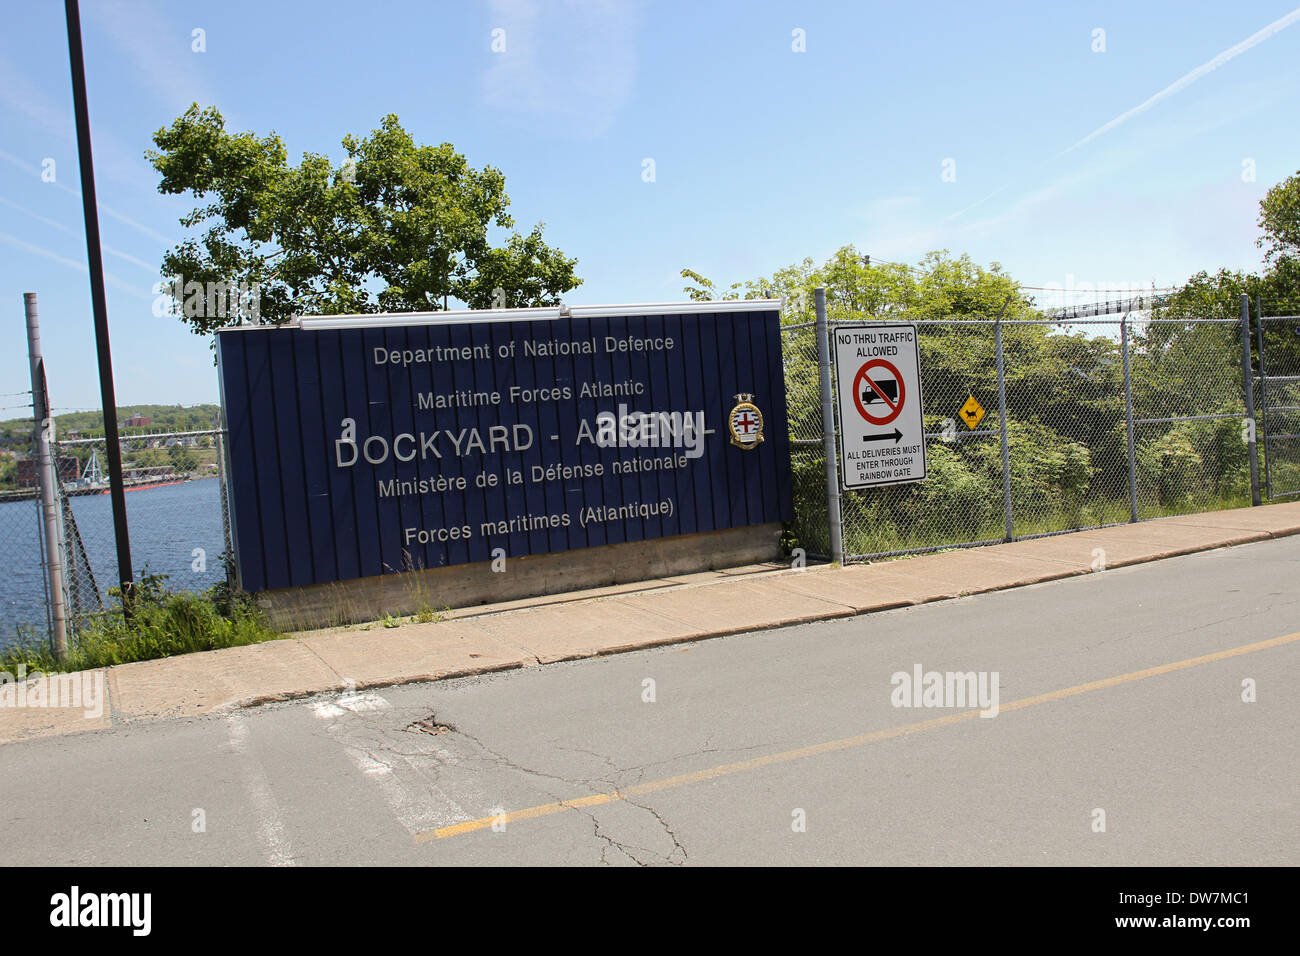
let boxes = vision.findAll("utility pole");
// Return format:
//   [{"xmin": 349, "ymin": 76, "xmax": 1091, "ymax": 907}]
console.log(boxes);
[{"xmin": 65, "ymin": 0, "xmax": 133, "ymax": 604}]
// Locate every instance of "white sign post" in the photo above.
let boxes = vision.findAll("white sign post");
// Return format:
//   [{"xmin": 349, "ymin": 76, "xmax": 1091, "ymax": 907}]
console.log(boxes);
[{"xmin": 834, "ymin": 323, "xmax": 927, "ymax": 488}]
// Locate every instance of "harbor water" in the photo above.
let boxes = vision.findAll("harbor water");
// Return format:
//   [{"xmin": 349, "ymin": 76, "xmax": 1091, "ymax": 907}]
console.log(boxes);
[{"xmin": 0, "ymin": 478, "xmax": 227, "ymax": 649}]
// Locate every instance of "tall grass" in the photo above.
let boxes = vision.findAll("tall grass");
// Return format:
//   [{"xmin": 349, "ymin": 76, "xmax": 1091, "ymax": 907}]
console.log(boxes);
[{"xmin": 0, "ymin": 572, "xmax": 280, "ymax": 674}]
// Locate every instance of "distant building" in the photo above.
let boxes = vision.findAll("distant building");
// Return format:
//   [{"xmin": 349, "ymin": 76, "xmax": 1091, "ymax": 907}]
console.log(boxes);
[
  {"xmin": 122, "ymin": 414, "xmax": 151, "ymax": 428},
  {"xmin": 16, "ymin": 456, "xmax": 79, "ymax": 488}
]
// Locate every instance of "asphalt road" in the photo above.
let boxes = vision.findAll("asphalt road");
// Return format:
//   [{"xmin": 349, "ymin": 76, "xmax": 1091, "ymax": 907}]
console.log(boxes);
[{"xmin": 2, "ymin": 536, "xmax": 1297, "ymax": 866}]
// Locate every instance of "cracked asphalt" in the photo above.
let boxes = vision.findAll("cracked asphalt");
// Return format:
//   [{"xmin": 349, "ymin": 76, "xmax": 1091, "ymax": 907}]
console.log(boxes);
[{"xmin": 1, "ymin": 535, "xmax": 1297, "ymax": 865}]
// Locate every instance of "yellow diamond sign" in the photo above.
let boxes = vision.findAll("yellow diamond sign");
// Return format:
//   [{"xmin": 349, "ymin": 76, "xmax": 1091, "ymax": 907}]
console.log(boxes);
[{"xmin": 959, "ymin": 395, "xmax": 986, "ymax": 429}]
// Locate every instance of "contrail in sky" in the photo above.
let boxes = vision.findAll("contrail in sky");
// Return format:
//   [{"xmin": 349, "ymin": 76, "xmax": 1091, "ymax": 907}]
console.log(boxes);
[
  {"xmin": 1059, "ymin": 5, "xmax": 1300, "ymax": 157},
  {"xmin": 0, "ymin": 231, "xmax": 151, "ymax": 299},
  {"xmin": 948, "ymin": 6, "xmax": 1300, "ymax": 221},
  {"xmin": 0, "ymin": 148, "xmax": 172, "ymax": 244},
  {"xmin": 0, "ymin": 196, "xmax": 155, "ymax": 270}
]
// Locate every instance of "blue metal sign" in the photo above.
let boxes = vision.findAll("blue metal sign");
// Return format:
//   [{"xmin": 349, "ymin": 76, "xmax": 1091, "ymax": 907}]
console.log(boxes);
[{"xmin": 215, "ymin": 303, "xmax": 792, "ymax": 592}]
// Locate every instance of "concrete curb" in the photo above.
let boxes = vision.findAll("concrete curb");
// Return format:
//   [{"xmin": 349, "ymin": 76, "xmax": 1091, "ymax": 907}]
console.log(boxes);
[{"xmin": 4, "ymin": 501, "xmax": 1299, "ymax": 744}]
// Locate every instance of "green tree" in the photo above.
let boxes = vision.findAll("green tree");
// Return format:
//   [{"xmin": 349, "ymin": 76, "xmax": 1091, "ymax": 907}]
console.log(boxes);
[
  {"xmin": 1155, "ymin": 268, "xmax": 1262, "ymax": 321},
  {"xmin": 680, "ymin": 269, "xmax": 747, "ymax": 302},
  {"xmin": 682, "ymin": 246, "xmax": 1025, "ymax": 324},
  {"xmin": 148, "ymin": 106, "xmax": 581, "ymax": 333},
  {"xmin": 168, "ymin": 445, "xmax": 198, "ymax": 473},
  {"xmin": 1258, "ymin": 169, "xmax": 1300, "ymax": 267},
  {"xmin": 132, "ymin": 448, "xmax": 167, "ymax": 468}
]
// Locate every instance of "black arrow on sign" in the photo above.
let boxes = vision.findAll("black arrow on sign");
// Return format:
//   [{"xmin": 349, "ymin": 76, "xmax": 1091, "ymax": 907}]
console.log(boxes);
[{"xmin": 863, "ymin": 429, "xmax": 903, "ymax": 444}]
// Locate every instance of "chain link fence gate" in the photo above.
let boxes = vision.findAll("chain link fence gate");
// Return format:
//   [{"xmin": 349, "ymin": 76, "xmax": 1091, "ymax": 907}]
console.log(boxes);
[
  {"xmin": 783, "ymin": 297, "xmax": 1257, "ymax": 564},
  {"xmin": 1257, "ymin": 300, "xmax": 1300, "ymax": 500}
]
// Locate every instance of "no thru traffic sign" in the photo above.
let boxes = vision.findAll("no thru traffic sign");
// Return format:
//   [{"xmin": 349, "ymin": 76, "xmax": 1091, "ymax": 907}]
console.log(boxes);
[{"xmin": 834, "ymin": 323, "xmax": 927, "ymax": 488}]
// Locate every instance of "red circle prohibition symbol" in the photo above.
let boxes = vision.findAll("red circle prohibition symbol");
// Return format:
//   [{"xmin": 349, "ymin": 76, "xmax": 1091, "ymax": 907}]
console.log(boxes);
[{"xmin": 852, "ymin": 359, "xmax": 905, "ymax": 425}]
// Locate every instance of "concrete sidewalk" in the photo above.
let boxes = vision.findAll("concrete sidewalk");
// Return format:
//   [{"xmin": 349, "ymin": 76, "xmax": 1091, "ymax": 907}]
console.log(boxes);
[{"xmin": 5, "ymin": 502, "xmax": 1300, "ymax": 743}]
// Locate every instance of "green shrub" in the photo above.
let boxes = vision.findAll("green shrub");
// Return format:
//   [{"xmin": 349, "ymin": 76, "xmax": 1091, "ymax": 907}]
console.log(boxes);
[
  {"xmin": 908, "ymin": 443, "xmax": 998, "ymax": 536},
  {"xmin": 1138, "ymin": 430, "xmax": 1202, "ymax": 504},
  {"xmin": 1185, "ymin": 415, "xmax": 1249, "ymax": 494},
  {"xmin": 973, "ymin": 419, "xmax": 1092, "ymax": 523}
]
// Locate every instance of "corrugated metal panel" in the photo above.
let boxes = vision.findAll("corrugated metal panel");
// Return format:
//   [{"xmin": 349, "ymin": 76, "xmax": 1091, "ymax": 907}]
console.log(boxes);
[{"xmin": 216, "ymin": 308, "xmax": 792, "ymax": 592}]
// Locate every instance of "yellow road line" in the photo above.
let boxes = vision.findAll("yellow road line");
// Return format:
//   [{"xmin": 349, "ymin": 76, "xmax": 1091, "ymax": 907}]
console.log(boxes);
[{"xmin": 416, "ymin": 631, "xmax": 1300, "ymax": 843}]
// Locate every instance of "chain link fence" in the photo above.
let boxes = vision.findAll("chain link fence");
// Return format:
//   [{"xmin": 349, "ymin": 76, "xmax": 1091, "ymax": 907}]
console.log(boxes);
[
  {"xmin": 1258, "ymin": 303, "xmax": 1300, "ymax": 500},
  {"xmin": 52, "ymin": 429, "xmax": 233, "ymax": 630},
  {"xmin": 784, "ymin": 311, "xmax": 1256, "ymax": 562},
  {"xmin": 781, "ymin": 321, "xmax": 830, "ymax": 554},
  {"xmin": 1130, "ymin": 318, "xmax": 1250, "ymax": 516},
  {"xmin": 842, "ymin": 318, "xmax": 1006, "ymax": 558},
  {"xmin": 0, "ymin": 416, "xmax": 57, "ymax": 648},
  {"xmin": 0, "ymin": 426, "xmax": 233, "ymax": 652}
]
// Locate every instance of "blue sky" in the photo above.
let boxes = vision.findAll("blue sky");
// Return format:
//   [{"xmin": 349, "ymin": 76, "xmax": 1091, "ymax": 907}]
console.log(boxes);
[{"xmin": 2, "ymin": 0, "xmax": 1299, "ymax": 412}]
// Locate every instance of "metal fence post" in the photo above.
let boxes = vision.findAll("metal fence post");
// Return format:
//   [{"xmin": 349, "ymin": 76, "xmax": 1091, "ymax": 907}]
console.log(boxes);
[
  {"xmin": 1120, "ymin": 313, "xmax": 1139, "ymax": 522},
  {"xmin": 815, "ymin": 288, "xmax": 844, "ymax": 564},
  {"xmin": 994, "ymin": 318, "xmax": 1014, "ymax": 541},
  {"xmin": 25, "ymin": 293, "xmax": 69, "ymax": 660},
  {"xmin": 1255, "ymin": 294, "xmax": 1269, "ymax": 501},
  {"xmin": 215, "ymin": 423, "xmax": 234, "ymax": 585},
  {"xmin": 1240, "ymin": 294, "xmax": 1261, "ymax": 506}
]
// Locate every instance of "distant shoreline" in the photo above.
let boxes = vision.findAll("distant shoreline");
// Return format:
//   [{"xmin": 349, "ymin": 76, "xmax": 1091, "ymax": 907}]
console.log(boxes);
[{"xmin": 0, "ymin": 473, "xmax": 217, "ymax": 504}]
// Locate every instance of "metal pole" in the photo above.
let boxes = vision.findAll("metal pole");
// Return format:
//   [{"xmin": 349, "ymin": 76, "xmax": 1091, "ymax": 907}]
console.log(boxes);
[
  {"xmin": 995, "ymin": 318, "xmax": 1014, "ymax": 541},
  {"xmin": 65, "ymin": 0, "xmax": 133, "ymax": 603},
  {"xmin": 1256, "ymin": 294, "xmax": 1269, "ymax": 501},
  {"xmin": 1120, "ymin": 313, "xmax": 1139, "ymax": 522},
  {"xmin": 1240, "ymin": 294, "xmax": 1261, "ymax": 507},
  {"xmin": 815, "ymin": 288, "xmax": 844, "ymax": 564},
  {"xmin": 215, "ymin": 421, "xmax": 233, "ymax": 585},
  {"xmin": 25, "ymin": 294, "xmax": 69, "ymax": 661}
]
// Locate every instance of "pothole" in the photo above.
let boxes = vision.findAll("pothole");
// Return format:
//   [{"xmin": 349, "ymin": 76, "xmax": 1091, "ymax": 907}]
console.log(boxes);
[{"xmin": 406, "ymin": 716, "xmax": 453, "ymax": 736}]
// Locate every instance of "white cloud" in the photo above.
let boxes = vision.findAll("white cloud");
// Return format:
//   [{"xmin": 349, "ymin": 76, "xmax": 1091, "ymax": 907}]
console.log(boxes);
[
  {"xmin": 0, "ymin": 53, "xmax": 156, "ymax": 189},
  {"xmin": 481, "ymin": 0, "xmax": 642, "ymax": 138},
  {"xmin": 0, "ymin": 56, "xmax": 68, "ymax": 138},
  {"xmin": 84, "ymin": 0, "xmax": 218, "ymax": 114}
]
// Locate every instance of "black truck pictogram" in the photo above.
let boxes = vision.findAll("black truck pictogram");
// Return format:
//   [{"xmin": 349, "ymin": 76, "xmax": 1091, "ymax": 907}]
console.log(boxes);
[{"xmin": 861, "ymin": 377, "xmax": 898, "ymax": 406}]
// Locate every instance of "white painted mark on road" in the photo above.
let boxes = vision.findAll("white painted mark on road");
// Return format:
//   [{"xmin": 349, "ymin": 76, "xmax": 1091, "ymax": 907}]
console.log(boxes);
[
  {"xmin": 338, "ymin": 691, "xmax": 391, "ymax": 714},
  {"xmin": 311, "ymin": 691, "xmax": 389, "ymax": 720},
  {"xmin": 224, "ymin": 713, "xmax": 295, "ymax": 866},
  {"xmin": 311, "ymin": 701, "xmax": 346, "ymax": 720}
]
